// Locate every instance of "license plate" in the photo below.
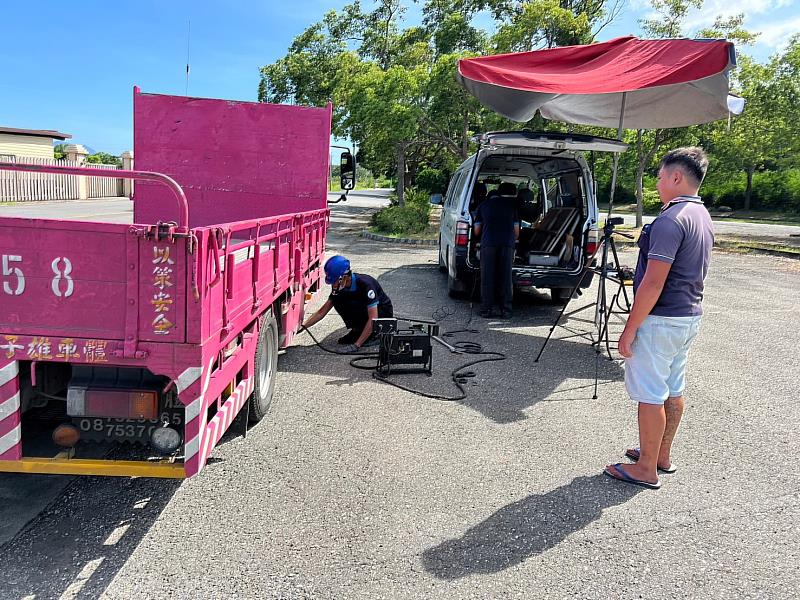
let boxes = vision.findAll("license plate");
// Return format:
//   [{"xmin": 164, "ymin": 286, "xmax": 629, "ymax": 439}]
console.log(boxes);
[{"xmin": 74, "ymin": 410, "xmax": 183, "ymax": 444}]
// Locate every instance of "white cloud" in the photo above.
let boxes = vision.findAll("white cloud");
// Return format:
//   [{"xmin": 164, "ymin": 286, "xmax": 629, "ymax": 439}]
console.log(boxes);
[
  {"xmin": 682, "ymin": 0, "xmax": 787, "ymax": 30},
  {"xmin": 752, "ymin": 14, "xmax": 800, "ymax": 49},
  {"xmin": 631, "ymin": 0, "xmax": 798, "ymax": 56}
]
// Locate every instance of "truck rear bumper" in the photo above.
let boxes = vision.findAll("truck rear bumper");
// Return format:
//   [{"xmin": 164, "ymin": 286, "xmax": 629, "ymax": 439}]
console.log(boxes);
[{"xmin": 0, "ymin": 456, "xmax": 185, "ymax": 478}]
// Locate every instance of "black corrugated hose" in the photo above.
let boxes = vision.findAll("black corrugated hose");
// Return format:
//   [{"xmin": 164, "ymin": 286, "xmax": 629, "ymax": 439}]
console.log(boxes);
[{"xmin": 299, "ymin": 325, "xmax": 506, "ymax": 402}]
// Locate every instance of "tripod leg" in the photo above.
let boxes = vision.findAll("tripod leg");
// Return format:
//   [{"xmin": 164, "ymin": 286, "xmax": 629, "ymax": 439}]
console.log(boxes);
[
  {"xmin": 609, "ymin": 236, "xmax": 632, "ymax": 311},
  {"xmin": 535, "ymin": 265, "xmax": 590, "ymax": 362},
  {"xmin": 598, "ymin": 235, "xmax": 631, "ymax": 359},
  {"xmin": 604, "ymin": 306, "xmax": 614, "ymax": 359},
  {"xmin": 592, "ymin": 233, "xmax": 612, "ymax": 398},
  {"xmin": 594, "ymin": 235, "xmax": 611, "ymax": 352},
  {"xmin": 593, "ymin": 232, "xmax": 611, "ymax": 336},
  {"xmin": 599, "ymin": 277, "xmax": 622, "ymax": 359},
  {"xmin": 593, "ymin": 343, "xmax": 600, "ymax": 400}
]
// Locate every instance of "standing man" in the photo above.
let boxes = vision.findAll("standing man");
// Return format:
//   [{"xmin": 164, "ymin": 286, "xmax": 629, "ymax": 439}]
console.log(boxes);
[
  {"xmin": 302, "ymin": 255, "xmax": 393, "ymax": 353},
  {"xmin": 473, "ymin": 183, "xmax": 520, "ymax": 319},
  {"xmin": 605, "ymin": 147, "xmax": 714, "ymax": 490}
]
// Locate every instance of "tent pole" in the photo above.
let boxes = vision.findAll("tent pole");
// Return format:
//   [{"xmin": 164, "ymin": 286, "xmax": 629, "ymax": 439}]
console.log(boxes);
[
  {"xmin": 616, "ymin": 92, "xmax": 627, "ymax": 140},
  {"xmin": 607, "ymin": 92, "xmax": 627, "ymax": 218}
]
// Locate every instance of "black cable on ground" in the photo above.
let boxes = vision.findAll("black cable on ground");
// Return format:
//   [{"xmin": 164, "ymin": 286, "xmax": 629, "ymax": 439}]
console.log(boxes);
[
  {"xmin": 300, "ymin": 323, "xmax": 506, "ymax": 402},
  {"xmin": 300, "ymin": 326, "xmax": 379, "ymax": 357},
  {"xmin": 370, "ymin": 349, "xmax": 506, "ymax": 402}
]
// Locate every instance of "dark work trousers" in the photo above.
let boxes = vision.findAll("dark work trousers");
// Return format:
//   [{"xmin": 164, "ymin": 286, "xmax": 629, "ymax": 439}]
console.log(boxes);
[
  {"xmin": 480, "ymin": 245, "xmax": 514, "ymax": 312},
  {"xmin": 341, "ymin": 303, "xmax": 394, "ymax": 339}
]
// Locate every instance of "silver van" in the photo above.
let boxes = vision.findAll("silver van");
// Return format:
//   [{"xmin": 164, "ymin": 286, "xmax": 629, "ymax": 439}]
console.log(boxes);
[{"xmin": 436, "ymin": 131, "xmax": 627, "ymax": 303}]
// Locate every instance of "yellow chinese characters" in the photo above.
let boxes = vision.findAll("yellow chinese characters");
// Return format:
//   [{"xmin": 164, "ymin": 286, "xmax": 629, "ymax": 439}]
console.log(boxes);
[{"xmin": 151, "ymin": 245, "xmax": 176, "ymax": 335}]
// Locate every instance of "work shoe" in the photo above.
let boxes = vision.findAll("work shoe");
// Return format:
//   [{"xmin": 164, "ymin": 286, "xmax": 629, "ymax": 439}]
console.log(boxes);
[
  {"xmin": 337, "ymin": 330, "xmax": 359, "ymax": 345},
  {"xmin": 479, "ymin": 308, "xmax": 493, "ymax": 318},
  {"xmin": 499, "ymin": 310, "xmax": 513, "ymax": 319}
]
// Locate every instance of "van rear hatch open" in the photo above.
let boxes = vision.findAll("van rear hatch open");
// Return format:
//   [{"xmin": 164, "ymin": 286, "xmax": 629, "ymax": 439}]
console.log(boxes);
[
  {"xmin": 468, "ymin": 132, "xmax": 627, "ymax": 291},
  {"xmin": 477, "ymin": 131, "xmax": 628, "ymax": 154}
]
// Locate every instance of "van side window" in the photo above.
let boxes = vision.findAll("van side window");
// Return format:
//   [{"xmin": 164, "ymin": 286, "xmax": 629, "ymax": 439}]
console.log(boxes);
[
  {"xmin": 450, "ymin": 171, "xmax": 470, "ymax": 210},
  {"xmin": 444, "ymin": 172, "xmax": 462, "ymax": 208}
]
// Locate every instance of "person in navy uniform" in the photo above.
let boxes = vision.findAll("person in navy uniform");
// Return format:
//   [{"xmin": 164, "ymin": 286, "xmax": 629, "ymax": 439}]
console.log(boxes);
[
  {"xmin": 473, "ymin": 182, "xmax": 520, "ymax": 318},
  {"xmin": 302, "ymin": 255, "xmax": 393, "ymax": 352}
]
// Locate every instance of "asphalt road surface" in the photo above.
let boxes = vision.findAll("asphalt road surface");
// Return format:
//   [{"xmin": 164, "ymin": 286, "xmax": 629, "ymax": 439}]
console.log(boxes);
[{"xmin": 0, "ymin": 194, "xmax": 798, "ymax": 599}]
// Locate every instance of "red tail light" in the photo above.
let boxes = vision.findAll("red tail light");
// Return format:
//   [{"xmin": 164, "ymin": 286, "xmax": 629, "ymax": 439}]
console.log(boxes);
[
  {"xmin": 586, "ymin": 228, "xmax": 600, "ymax": 256},
  {"xmin": 455, "ymin": 220, "xmax": 470, "ymax": 247}
]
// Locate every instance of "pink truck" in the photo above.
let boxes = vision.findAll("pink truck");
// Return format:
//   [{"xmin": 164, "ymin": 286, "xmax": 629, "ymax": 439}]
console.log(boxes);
[{"xmin": 0, "ymin": 89, "xmax": 342, "ymax": 478}]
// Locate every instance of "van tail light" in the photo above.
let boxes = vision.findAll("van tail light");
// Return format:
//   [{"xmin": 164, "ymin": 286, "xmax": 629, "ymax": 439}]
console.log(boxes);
[
  {"xmin": 455, "ymin": 220, "xmax": 470, "ymax": 247},
  {"xmin": 68, "ymin": 388, "xmax": 158, "ymax": 419},
  {"xmin": 585, "ymin": 228, "xmax": 600, "ymax": 256}
]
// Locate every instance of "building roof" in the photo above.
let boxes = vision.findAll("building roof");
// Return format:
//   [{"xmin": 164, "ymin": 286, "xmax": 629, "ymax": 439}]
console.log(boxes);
[{"xmin": 0, "ymin": 127, "xmax": 72, "ymax": 140}]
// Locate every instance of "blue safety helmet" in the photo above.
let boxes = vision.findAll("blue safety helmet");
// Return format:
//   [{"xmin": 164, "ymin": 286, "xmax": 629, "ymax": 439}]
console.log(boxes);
[{"xmin": 324, "ymin": 255, "xmax": 351, "ymax": 284}]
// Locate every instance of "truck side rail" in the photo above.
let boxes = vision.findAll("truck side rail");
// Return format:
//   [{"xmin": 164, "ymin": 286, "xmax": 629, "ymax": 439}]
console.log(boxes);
[
  {"xmin": 195, "ymin": 208, "xmax": 328, "ymax": 338},
  {"xmin": 0, "ymin": 162, "xmax": 189, "ymax": 233}
]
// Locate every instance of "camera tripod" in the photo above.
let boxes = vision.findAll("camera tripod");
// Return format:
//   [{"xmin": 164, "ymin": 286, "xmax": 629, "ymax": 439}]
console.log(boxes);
[{"xmin": 534, "ymin": 217, "xmax": 635, "ymax": 399}]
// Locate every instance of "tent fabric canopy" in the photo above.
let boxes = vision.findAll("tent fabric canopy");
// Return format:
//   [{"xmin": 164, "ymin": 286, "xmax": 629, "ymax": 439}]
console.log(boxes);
[{"xmin": 457, "ymin": 36, "xmax": 742, "ymax": 129}]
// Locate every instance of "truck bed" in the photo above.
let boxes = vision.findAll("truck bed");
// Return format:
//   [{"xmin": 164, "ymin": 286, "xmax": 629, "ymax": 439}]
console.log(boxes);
[{"xmin": 0, "ymin": 90, "xmax": 331, "ymax": 478}]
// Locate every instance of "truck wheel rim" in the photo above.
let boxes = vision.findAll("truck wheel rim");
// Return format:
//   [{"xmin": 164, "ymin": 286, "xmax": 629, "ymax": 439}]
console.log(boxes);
[{"xmin": 258, "ymin": 326, "xmax": 274, "ymax": 397}]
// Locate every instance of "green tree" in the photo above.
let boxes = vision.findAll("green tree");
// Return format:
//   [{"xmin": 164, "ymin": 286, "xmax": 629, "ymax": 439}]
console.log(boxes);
[
  {"xmin": 627, "ymin": 4, "xmax": 758, "ymax": 225},
  {"xmin": 706, "ymin": 38, "xmax": 799, "ymax": 209},
  {"xmin": 258, "ymin": 0, "xmax": 635, "ymax": 205},
  {"xmin": 86, "ymin": 152, "xmax": 122, "ymax": 166},
  {"xmin": 486, "ymin": 0, "xmax": 624, "ymax": 50}
]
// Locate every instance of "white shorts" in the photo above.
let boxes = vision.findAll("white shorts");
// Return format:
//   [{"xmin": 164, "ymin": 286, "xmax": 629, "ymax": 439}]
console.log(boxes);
[{"xmin": 624, "ymin": 314, "xmax": 702, "ymax": 405}]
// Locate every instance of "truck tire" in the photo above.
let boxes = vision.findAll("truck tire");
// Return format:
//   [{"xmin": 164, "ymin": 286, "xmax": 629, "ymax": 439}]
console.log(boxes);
[
  {"xmin": 249, "ymin": 310, "xmax": 279, "ymax": 423},
  {"xmin": 550, "ymin": 287, "xmax": 572, "ymax": 305}
]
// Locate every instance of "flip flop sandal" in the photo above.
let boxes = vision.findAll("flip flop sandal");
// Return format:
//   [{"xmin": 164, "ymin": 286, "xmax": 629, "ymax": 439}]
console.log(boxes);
[
  {"xmin": 604, "ymin": 463, "xmax": 662, "ymax": 490},
  {"xmin": 625, "ymin": 448, "xmax": 678, "ymax": 473}
]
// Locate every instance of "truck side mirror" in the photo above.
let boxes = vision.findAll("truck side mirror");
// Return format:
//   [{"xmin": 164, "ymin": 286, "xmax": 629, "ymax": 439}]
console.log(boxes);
[
  {"xmin": 340, "ymin": 151, "xmax": 355, "ymax": 191},
  {"xmin": 429, "ymin": 193, "xmax": 443, "ymax": 205}
]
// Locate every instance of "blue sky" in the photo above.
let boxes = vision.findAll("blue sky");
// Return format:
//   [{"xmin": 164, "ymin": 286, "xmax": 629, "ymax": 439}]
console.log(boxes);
[{"xmin": 2, "ymin": 0, "xmax": 797, "ymax": 155}]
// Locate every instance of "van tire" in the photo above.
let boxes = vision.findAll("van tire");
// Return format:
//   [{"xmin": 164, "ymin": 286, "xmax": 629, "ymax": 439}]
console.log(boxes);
[
  {"xmin": 448, "ymin": 271, "xmax": 477, "ymax": 299},
  {"xmin": 438, "ymin": 241, "xmax": 447, "ymax": 273},
  {"xmin": 550, "ymin": 287, "xmax": 572, "ymax": 305},
  {"xmin": 249, "ymin": 309, "xmax": 279, "ymax": 423},
  {"xmin": 448, "ymin": 272, "xmax": 466, "ymax": 298}
]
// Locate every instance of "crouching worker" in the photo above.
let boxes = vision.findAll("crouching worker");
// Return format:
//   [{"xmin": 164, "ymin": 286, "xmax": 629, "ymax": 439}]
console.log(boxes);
[{"xmin": 302, "ymin": 255, "xmax": 394, "ymax": 353}]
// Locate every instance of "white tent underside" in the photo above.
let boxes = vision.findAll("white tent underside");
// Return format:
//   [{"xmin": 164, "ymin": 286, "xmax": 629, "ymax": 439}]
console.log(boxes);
[{"xmin": 457, "ymin": 72, "xmax": 743, "ymax": 129}]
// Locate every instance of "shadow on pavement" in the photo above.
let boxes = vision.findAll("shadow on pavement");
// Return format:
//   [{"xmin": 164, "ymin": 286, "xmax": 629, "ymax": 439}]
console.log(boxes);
[
  {"xmin": 0, "ymin": 475, "xmax": 181, "ymax": 598},
  {"xmin": 421, "ymin": 474, "xmax": 641, "ymax": 579}
]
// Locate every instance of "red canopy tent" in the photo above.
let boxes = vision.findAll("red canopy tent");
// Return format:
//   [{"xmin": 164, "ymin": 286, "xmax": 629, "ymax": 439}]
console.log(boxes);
[
  {"xmin": 458, "ymin": 36, "xmax": 744, "ymax": 208},
  {"xmin": 457, "ymin": 36, "xmax": 743, "ymax": 129}
]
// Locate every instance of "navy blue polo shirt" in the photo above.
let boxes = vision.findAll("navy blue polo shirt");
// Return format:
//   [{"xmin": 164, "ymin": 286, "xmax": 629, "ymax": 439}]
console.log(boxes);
[
  {"xmin": 633, "ymin": 196, "xmax": 714, "ymax": 317},
  {"xmin": 329, "ymin": 273, "xmax": 392, "ymax": 324},
  {"xmin": 474, "ymin": 194, "xmax": 519, "ymax": 248}
]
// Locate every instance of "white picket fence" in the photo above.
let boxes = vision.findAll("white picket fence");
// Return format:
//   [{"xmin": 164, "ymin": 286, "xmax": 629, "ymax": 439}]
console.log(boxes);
[
  {"xmin": 84, "ymin": 161, "xmax": 125, "ymax": 198},
  {"xmin": 0, "ymin": 155, "xmax": 123, "ymax": 202}
]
